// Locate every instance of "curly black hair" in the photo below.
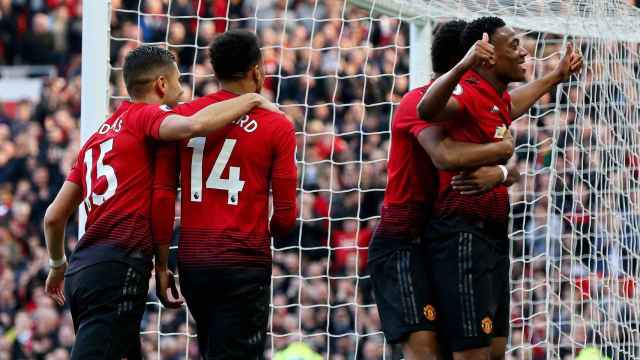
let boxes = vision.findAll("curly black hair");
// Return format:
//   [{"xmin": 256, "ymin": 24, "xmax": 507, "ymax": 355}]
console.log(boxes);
[
  {"xmin": 431, "ymin": 20, "xmax": 467, "ymax": 74},
  {"xmin": 209, "ymin": 30, "xmax": 262, "ymax": 81},
  {"xmin": 123, "ymin": 45, "xmax": 176, "ymax": 98},
  {"xmin": 460, "ymin": 16, "xmax": 506, "ymax": 54}
]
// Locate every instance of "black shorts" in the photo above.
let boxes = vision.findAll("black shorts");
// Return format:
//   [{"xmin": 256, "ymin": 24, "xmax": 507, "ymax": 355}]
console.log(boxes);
[
  {"xmin": 493, "ymin": 254, "xmax": 509, "ymax": 338},
  {"xmin": 367, "ymin": 232, "xmax": 436, "ymax": 344},
  {"xmin": 424, "ymin": 217, "xmax": 510, "ymax": 352},
  {"xmin": 179, "ymin": 266, "xmax": 270, "ymax": 360},
  {"xmin": 64, "ymin": 262, "xmax": 149, "ymax": 360}
]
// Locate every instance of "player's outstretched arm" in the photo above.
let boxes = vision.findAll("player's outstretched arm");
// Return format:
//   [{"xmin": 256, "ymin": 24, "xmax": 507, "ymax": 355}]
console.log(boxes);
[
  {"xmin": 150, "ymin": 142, "xmax": 183, "ymax": 309},
  {"xmin": 510, "ymin": 43, "xmax": 583, "ymax": 119},
  {"xmin": 417, "ymin": 32, "xmax": 494, "ymax": 123},
  {"xmin": 44, "ymin": 181, "xmax": 83, "ymax": 305},
  {"xmin": 158, "ymin": 93, "xmax": 280, "ymax": 141},
  {"xmin": 417, "ymin": 126, "xmax": 514, "ymax": 170}
]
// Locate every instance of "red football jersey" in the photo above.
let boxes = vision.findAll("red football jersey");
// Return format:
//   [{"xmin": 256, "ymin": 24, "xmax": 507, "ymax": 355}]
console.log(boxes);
[
  {"xmin": 66, "ymin": 101, "xmax": 175, "ymax": 274},
  {"xmin": 433, "ymin": 69, "xmax": 512, "ymax": 223},
  {"xmin": 377, "ymin": 84, "xmax": 438, "ymax": 239},
  {"xmin": 173, "ymin": 90, "xmax": 297, "ymax": 269}
]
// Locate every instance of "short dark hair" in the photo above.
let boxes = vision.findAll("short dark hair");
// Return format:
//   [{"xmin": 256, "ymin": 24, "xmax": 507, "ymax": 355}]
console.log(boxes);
[
  {"xmin": 431, "ymin": 20, "xmax": 467, "ymax": 74},
  {"xmin": 123, "ymin": 45, "xmax": 176, "ymax": 98},
  {"xmin": 460, "ymin": 16, "xmax": 506, "ymax": 53},
  {"xmin": 209, "ymin": 30, "xmax": 261, "ymax": 81}
]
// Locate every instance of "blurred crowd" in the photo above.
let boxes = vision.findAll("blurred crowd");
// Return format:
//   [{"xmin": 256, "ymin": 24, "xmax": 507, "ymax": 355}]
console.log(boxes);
[{"xmin": 1, "ymin": 0, "xmax": 640, "ymax": 359}]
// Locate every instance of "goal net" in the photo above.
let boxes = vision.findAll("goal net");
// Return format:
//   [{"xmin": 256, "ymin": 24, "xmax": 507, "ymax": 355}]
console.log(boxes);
[{"xmin": 100, "ymin": 0, "xmax": 640, "ymax": 359}]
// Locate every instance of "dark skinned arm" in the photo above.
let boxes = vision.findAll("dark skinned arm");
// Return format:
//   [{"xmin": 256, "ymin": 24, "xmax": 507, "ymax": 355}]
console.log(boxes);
[
  {"xmin": 417, "ymin": 126, "xmax": 514, "ymax": 170},
  {"xmin": 417, "ymin": 33, "xmax": 495, "ymax": 123},
  {"xmin": 510, "ymin": 43, "xmax": 583, "ymax": 119},
  {"xmin": 451, "ymin": 163, "xmax": 520, "ymax": 195}
]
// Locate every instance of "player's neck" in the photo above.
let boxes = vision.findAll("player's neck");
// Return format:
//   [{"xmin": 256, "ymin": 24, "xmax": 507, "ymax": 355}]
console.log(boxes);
[
  {"xmin": 474, "ymin": 68, "xmax": 508, "ymax": 94},
  {"xmin": 131, "ymin": 93, "xmax": 164, "ymax": 105},
  {"xmin": 220, "ymin": 81, "xmax": 256, "ymax": 96}
]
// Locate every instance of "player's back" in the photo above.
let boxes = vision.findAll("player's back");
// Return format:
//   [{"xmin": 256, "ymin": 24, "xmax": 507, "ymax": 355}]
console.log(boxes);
[
  {"xmin": 175, "ymin": 90, "xmax": 296, "ymax": 269},
  {"xmin": 67, "ymin": 101, "xmax": 173, "ymax": 274}
]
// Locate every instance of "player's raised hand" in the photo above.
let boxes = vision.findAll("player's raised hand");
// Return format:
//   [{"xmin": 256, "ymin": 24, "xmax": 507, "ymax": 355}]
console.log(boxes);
[
  {"xmin": 553, "ymin": 42, "xmax": 584, "ymax": 82},
  {"xmin": 156, "ymin": 268, "xmax": 184, "ymax": 309},
  {"xmin": 45, "ymin": 264, "xmax": 66, "ymax": 306},
  {"xmin": 460, "ymin": 32, "xmax": 495, "ymax": 70}
]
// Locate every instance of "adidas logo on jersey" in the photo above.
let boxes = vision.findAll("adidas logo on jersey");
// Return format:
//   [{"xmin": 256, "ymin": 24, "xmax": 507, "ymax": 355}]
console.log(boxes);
[{"xmin": 490, "ymin": 105, "xmax": 500, "ymax": 113}]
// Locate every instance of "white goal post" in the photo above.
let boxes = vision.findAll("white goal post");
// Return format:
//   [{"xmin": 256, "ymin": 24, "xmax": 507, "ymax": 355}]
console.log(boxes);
[{"xmin": 79, "ymin": 0, "xmax": 640, "ymax": 359}]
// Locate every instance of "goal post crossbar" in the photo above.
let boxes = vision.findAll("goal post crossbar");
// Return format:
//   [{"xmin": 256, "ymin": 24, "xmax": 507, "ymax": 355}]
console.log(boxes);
[{"xmin": 349, "ymin": 0, "xmax": 640, "ymax": 42}]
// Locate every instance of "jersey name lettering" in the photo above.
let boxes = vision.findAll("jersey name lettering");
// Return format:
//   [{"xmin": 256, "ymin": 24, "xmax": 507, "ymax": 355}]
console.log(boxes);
[{"xmin": 232, "ymin": 115, "xmax": 258, "ymax": 133}]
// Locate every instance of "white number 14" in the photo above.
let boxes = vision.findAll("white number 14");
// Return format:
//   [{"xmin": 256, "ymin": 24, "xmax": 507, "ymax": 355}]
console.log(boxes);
[{"xmin": 187, "ymin": 138, "xmax": 245, "ymax": 205}]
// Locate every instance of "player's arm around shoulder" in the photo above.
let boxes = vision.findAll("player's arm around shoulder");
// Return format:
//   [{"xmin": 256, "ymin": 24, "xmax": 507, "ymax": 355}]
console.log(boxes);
[
  {"xmin": 268, "ymin": 113, "xmax": 298, "ymax": 237},
  {"xmin": 157, "ymin": 93, "xmax": 281, "ymax": 141}
]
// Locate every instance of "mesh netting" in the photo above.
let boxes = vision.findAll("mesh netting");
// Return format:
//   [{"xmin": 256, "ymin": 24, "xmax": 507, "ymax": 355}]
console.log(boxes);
[{"xmin": 105, "ymin": 0, "xmax": 640, "ymax": 358}]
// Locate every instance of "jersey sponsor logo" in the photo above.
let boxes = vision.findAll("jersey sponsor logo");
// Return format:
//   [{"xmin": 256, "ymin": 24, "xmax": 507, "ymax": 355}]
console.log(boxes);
[
  {"xmin": 490, "ymin": 105, "xmax": 500, "ymax": 113},
  {"xmin": 481, "ymin": 316, "xmax": 493, "ymax": 334},
  {"xmin": 453, "ymin": 84, "xmax": 463, "ymax": 95},
  {"xmin": 423, "ymin": 304, "xmax": 436, "ymax": 321},
  {"xmin": 232, "ymin": 115, "xmax": 258, "ymax": 133},
  {"xmin": 494, "ymin": 125, "xmax": 508, "ymax": 139}
]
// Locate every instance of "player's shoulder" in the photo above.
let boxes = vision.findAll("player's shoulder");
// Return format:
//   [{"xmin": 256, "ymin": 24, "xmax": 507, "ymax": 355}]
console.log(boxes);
[
  {"xmin": 399, "ymin": 84, "xmax": 430, "ymax": 107},
  {"xmin": 172, "ymin": 96, "xmax": 214, "ymax": 116},
  {"xmin": 125, "ymin": 101, "xmax": 173, "ymax": 118},
  {"xmin": 253, "ymin": 108, "xmax": 294, "ymax": 132},
  {"xmin": 457, "ymin": 71, "xmax": 484, "ymax": 94},
  {"xmin": 393, "ymin": 85, "xmax": 429, "ymax": 126}
]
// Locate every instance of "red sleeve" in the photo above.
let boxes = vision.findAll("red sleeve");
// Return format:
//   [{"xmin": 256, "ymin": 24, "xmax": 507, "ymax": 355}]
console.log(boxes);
[
  {"xmin": 408, "ymin": 118, "xmax": 430, "ymax": 138},
  {"xmin": 451, "ymin": 83, "xmax": 471, "ymax": 116},
  {"xmin": 134, "ymin": 104, "xmax": 176, "ymax": 140},
  {"xmin": 151, "ymin": 141, "xmax": 179, "ymax": 246},
  {"xmin": 269, "ymin": 117, "xmax": 298, "ymax": 237},
  {"xmin": 172, "ymin": 96, "xmax": 216, "ymax": 117},
  {"xmin": 172, "ymin": 101, "xmax": 198, "ymax": 116},
  {"xmin": 66, "ymin": 152, "xmax": 83, "ymax": 186},
  {"xmin": 395, "ymin": 88, "xmax": 432, "ymax": 138}
]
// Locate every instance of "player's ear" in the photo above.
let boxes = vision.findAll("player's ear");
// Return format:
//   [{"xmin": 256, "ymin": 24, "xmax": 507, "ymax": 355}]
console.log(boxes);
[
  {"xmin": 252, "ymin": 64, "xmax": 263, "ymax": 93},
  {"xmin": 155, "ymin": 76, "xmax": 167, "ymax": 98}
]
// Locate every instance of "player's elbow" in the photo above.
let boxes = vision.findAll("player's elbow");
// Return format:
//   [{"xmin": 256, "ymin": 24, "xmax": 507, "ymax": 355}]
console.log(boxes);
[
  {"xmin": 185, "ymin": 119, "xmax": 205, "ymax": 138},
  {"xmin": 430, "ymin": 156, "xmax": 456, "ymax": 171},
  {"xmin": 43, "ymin": 205, "xmax": 65, "ymax": 231},
  {"xmin": 270, "ymin": 209, "xmax": 297, "ymax": 238},
  {"xmin": 417, "ymin": 99, "xmax": 430, "ymax": 120},
  {"xmin": 428, "ymin": 146, "xmax": 459, "ymax": 171}
]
